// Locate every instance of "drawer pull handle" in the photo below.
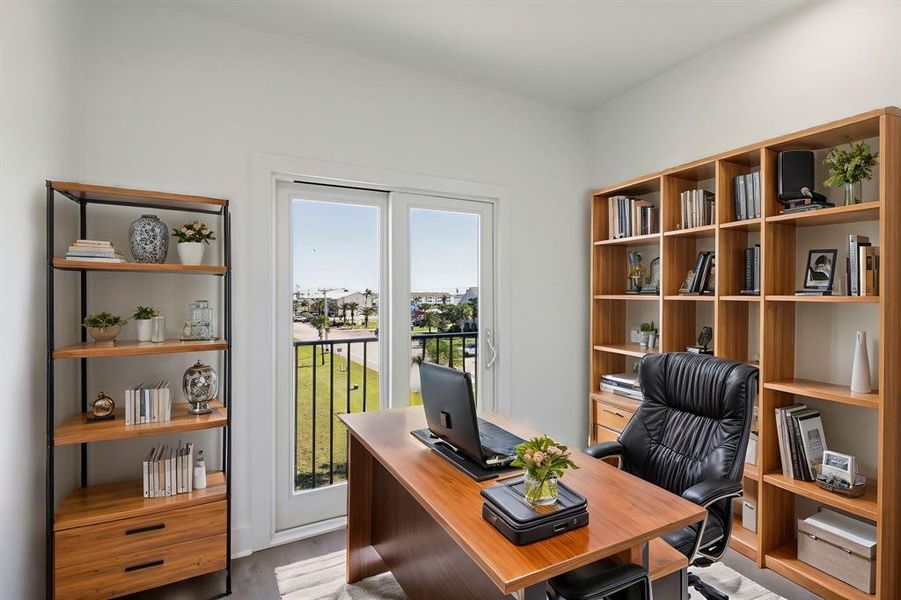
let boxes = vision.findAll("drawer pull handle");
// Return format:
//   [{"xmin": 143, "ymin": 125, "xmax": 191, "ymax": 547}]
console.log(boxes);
[
  {"xmin": 125, "ymin": 523, "xmax": 165, "ymax": 535},
  {"xmin": 125, "ymin": 560, "xmax": 164, "ymax": 573},
  {"xmin": 603, "ymin": 409, "xmax": 625, "ymax": 418}
]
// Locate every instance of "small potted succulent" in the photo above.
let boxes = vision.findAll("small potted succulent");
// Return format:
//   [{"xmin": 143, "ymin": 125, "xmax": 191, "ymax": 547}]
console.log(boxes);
[
  {"xmin": 83, "ymin": 312, "xmax": 127, "ymax": 345},
  {"xmin": 511, "ymin": 436, "xmax": 579, "ymax": 506},
  {"xmin": 172, "ymin": 220, "xmax": 215, "ymax": 265},
  {"xmin": 639, "ymin": 321, "xmax": 657, "ymax": 349},
  {"xmin": 824, "ymin": 141, "xmax": 879, "ymax": 205},
  {"xmin": 132, "ymin": 305, "xmax": 160, "ymax": 342}
]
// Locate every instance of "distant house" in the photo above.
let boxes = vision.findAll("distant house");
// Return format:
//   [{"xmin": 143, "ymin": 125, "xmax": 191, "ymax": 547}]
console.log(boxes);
[
  {"xmin": 411, "ymin": 291, "xmax": 453, "ymax": 305},
  {"xmin": 335, "ymin": 291, "xmax": 378, "ymax": 308}
]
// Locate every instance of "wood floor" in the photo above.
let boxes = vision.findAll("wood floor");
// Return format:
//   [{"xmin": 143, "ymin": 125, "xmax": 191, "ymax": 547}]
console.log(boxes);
[{"xmin": 124, "ymin": 529, "xmax": 820, "ymax": 599}]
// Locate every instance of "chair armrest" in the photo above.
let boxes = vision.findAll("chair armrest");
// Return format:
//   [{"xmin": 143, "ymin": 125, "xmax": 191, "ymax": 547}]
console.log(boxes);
[
  {"xmin": 584, "ymin": 441, "xmax": 626, "ymax": 460},
  {"xmin": 682, "ymin": 478, "xmax": 743, "ymax": 507}
]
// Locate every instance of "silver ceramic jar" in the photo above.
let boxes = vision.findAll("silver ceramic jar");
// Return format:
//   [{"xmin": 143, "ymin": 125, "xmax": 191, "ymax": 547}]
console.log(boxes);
[
  {"xmin": 129, "ymin": 214, "xmax": 169, "ymax": 263},
  {"xmin": 182, "ymin": 360, "xmax": 218, "ymax": 414}
]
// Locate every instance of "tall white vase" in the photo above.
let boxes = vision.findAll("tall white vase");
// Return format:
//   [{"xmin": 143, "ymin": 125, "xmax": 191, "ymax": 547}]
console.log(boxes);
[{"xmin": 850, "ymin": 331, "xmax": 872, "ymax": 393}]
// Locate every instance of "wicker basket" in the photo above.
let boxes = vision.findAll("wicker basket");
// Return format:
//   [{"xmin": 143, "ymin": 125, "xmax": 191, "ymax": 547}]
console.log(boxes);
[{"xmin": 815, "ymin": 475, "xmax": 867, "ymax": 498}]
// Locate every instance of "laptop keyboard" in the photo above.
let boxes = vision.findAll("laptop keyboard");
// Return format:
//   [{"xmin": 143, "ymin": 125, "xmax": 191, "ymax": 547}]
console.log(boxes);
[{"xmin": 478, "ymin": 419, "xmax": 524, "ymax": 456}]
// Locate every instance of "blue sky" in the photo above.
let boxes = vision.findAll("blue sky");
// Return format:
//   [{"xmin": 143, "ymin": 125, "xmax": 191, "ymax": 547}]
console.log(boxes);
[{"xmin": 293, "ymin": 200, "xmax": 478, "ymax": 293}]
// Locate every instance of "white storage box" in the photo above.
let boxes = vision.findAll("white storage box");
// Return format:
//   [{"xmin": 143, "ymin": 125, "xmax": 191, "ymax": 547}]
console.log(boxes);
[
  {"xmin": 797, "ymin": 509, "xmax": 876, "ymax": 594},
  {"xmin": 745, "ymin": 432, "xmax": 758, "ymax": 465},
  {"xmin": 741, "ymin": 498, "xmax": 757, "ymax": 533}
]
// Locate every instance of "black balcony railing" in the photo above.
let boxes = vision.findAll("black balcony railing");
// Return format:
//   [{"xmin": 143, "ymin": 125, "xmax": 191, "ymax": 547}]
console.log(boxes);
[{"xmin": 293, "ymin": 331, "xmax": 478, "ymax": 490}]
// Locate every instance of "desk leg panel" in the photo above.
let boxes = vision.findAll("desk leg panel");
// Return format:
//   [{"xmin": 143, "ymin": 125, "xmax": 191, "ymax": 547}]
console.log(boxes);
[
  {"xmin": 371, "ymin": 459, "xmax": 508, "ymax": 600},
  {"xmin": 347, "ymin": 434, "xmax": 388, "ymax": 583}
]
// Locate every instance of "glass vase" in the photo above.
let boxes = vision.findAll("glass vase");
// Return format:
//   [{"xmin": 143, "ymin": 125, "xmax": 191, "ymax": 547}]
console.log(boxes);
[
  {"xmin": 844, "ymin": 181, "xmax": 862, "ymax": 206},
  {"xmin": 523, "ymin": 471, "xmax": 559, "ymax": 506}
]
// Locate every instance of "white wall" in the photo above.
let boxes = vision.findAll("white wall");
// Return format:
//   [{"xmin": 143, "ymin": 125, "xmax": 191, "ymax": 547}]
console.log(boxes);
[
  {"xmin": 70, "ymin": 1, "xmax": 590, "ymax": 554},
  {"xmin": 0, "ymin": 2, "xmax": 85, "ymax": 598},
  {"xmin": 587, "ymin": 0, "xmax": 900, "ymax": 478}
]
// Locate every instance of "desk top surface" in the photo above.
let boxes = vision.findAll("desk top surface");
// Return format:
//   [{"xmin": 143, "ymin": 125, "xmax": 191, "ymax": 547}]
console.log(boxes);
[{"xmin": 341, "ymin": 406, "xmax": 705, "ymax": 592}]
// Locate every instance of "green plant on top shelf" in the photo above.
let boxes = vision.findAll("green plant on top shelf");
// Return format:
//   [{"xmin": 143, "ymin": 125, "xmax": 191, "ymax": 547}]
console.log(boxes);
[
  {"xmin": 132, "ymin": 305, "xmax": 159, "ymax": 320},
  {"xmin": 639, "ymin": 321, "xmax": 657, "ymax": 333},
  {"xmin": 824, "ymin": 141, "xmax": 879, "ymax": 205},
  {"xmin": 83, "ymin": 312, "xmax": 127, "ymax": 328}
]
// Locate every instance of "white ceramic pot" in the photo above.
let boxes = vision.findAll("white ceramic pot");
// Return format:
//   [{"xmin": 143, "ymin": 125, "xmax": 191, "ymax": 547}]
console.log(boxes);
[
  {"xmin": 177, "ymin": 242, "xmax": 205, "ymax": 265},
  {"xmin": 136, "ymin": 319, "xmax": 153, "ymax": 342}
]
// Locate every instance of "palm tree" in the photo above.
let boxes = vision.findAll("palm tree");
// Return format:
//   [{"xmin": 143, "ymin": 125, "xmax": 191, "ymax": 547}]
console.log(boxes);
[
  {"xmin": 361, "ymin": 305, "xmax": 377, "ymax": 328},
  {"xmin": 339, "ymin": 302, "xmax": 348, "ymax": 325},
  {"xmin": 364, "ymin": 288, "xmax": 374, "ymax": 307},
  {"xmin": 467, "ymin": 297, "xmax": 478, "ymax": 318},
  {"xmin": 310, "ymin": 298, "xmax": 325, "ymax": 316},
  {"xmin": 347, "ymin": 302, "xmax": 360, "ymax": 325},
  {"xmin": 311, "ymin": 315, "xmax": 330, "ymax": 365},
  {"xmin": 423, "ymin": 311, "xmax": 440, "ymax": 332}
]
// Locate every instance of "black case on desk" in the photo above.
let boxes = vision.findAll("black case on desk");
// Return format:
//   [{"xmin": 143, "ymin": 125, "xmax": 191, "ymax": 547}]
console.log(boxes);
[{"xmin": 480, "ymin": 477, "xmax": 589, "ymax": 545}]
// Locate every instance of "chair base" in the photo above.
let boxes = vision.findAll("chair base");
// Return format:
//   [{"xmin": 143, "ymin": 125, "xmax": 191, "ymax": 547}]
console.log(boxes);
[{"xmin": 687, "ymin": 571, "xmax": 729, "ymax": 600}]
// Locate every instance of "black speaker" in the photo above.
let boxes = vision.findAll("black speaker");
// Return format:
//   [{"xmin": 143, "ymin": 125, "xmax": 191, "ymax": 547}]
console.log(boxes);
[{"xmin": 778, "ymin": 150, "xmax": 815, "ymax": 201}]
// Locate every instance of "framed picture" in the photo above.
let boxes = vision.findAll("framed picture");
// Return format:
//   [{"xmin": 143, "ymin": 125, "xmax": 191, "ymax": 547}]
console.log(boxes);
[
  {"xmin": 679, "ymin": 270, "xmax": 695, "ymax": 294},
  {"xmin": 803, "ymin": 249, "xmax": 837, "ymax": 290}
]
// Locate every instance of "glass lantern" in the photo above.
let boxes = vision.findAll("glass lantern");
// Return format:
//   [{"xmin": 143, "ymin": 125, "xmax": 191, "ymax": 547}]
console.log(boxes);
[{"xmin": 182, "ymin": 299, "xmax": 214, "ymax": 340}]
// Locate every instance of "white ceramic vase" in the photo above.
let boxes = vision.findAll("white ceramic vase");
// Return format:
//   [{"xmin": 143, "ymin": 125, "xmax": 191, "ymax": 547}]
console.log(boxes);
[
  {"xmin": 136, "ymin": 319, "xmax": 152, "ymax": 342},
  {"xmin": 177, "ymin": 242, "xmax": 204, "ymax": 265},
  {"xmin": 850, "ymin": 331, "xmax": 872, "ymax": 393}
]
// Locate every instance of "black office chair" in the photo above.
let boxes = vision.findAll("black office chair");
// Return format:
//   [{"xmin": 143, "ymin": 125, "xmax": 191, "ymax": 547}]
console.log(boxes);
[{"xmin": 549, "ymin": 352, "xmax": 758, "ymax": 600}]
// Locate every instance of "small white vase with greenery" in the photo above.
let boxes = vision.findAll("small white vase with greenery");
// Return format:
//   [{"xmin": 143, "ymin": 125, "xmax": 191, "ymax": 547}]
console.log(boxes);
[
  {"xmin": 172, "ymin": 220, "xmax": 215, "ymax": 265},
  {"xmin": 824, "ymin": 141, "xmax": 879, "ymax": 206},
  {"xmin": 83, "ymin": 312, "xmax": 127, "ymax": 345},
  {"xmin": 133, "ymin": 305, "xmax": 160, "ymax": 342},
  {"xmin": 639, "ymin": 321, "xmax": 657, "ymax": 349},
  {"xmin": 511, "ymin": 436, "xmax": 579, "ymax": 506}
]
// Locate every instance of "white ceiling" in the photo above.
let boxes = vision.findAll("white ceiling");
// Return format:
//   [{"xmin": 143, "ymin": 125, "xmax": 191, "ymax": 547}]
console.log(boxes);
[{"xmin": 150, "ymin": 0, "xmax": 809, "ymax": 110}]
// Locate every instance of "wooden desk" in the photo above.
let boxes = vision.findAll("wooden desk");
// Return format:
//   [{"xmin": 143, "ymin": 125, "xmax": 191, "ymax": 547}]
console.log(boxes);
[{"xmin": 340, "ymin": 407, "xmax": 705, "ymax": 599}]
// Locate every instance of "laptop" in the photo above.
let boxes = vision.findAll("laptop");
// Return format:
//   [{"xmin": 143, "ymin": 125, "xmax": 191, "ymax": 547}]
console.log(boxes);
[{"xmin": 418, "ymin": 362, "xmax": 525, "ymax": 469}]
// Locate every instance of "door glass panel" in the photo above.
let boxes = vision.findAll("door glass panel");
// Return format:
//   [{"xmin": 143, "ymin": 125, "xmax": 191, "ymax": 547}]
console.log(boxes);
[
  {"xmin": 408, "ymin": 208, "xmax": 480, "ymax": 406},
  {"xmin": 292, "ymin": 199, "xmax": 380, "ymax": 491}
]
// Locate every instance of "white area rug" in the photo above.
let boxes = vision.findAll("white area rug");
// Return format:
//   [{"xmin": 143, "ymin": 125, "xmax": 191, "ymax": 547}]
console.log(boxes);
[{"xmin": 276, "ymin": 549, "xmax": 783, "ymax": 599}]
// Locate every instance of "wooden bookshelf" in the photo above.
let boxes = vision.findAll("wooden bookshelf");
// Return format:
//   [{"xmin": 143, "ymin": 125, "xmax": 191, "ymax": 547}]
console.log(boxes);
[
  {"xmin": 53, "ymin": 338, "xmax": 227, "ymax": 359},
  {"xmin": 589, "ymin": 108, "xmax": 900, "ymax": 598},
  {"xmin": 54, "ymin": 401, "xmax": 227, "ymax": 446},
  {"xmin": 52, "ymin": 257, "xmax": 226, "ymax": 275}
]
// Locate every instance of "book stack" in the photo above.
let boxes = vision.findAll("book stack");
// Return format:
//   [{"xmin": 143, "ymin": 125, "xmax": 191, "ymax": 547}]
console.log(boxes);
[
  {"xmin": 65, "ymin": 239, "xmax": 126, "ymax": 263},
  {"xmin": 732, "ymin": 171, "xmax": 761, "ymax": 220},
  {"xmin": 681, "ymin": 251, "xmax": 715, "ymax": 295},
  {"xmin": 775, "ymin": 404, "xmax": 826, "ymax": 481},
  {"xmin": 740, "ymin": 244, "xmax": 761, "ymax": 295},
  {"xmin": 847, "ymin": 235, "xmax": 880, "ymax": 296},
  {"xmin": 125, "ymin": 381, "xmax": 171, "ymax": 425},
  {"xmin": 608, "ymin": 196, "xmax": 659, "ymax": 239},
  {"xmin": 679, "ymin": 189, "xmax": 715, "ymax": 229},
  {"xmin": 599, "ymin": 372, "xmax": 642, "ymax": 401},
  {"xmin": 142, "ymin": 441, "xmax": 195, "ymax": 498}
]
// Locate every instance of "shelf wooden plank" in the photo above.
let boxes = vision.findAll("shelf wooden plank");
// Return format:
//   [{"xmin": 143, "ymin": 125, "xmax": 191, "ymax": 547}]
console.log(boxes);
[
  {"xmin": 720, "ymin": 295, "xmax": 761, "ymax": 302},
  {"xmin": 648, "ymin": 537, "xmax": 688, "ymax": 581},
  {"xmin": 590, "ymin": 390, "xmax": 642, "ymax": 413},
  {"xmin": 765, "ymin": 379, "xmax": 879, "ymax": 409},
  {"xmin": 593, "ymin": 233, "xmax": 660, "ymax": 247},
  {"xmin": 729, "ymin": 513, "xmax": 758, "ymax": 561},
  {"xmin": 766, "ymin": 295, "xmax": 879, "ymax": 303},
  {"xmin": 744, "ymin": 462, "xmax": 759, "ymax": 480},
  {"xmin": 766, "ymin": 542, "xmax": 874, "ymax": 600},
  {"xmin": 664, "ymin": 295, "xmax": 715, "ymax": 301},
  {"xmin": 51, "ymin": 181, "xmax": 227, "ymax": 208},
  {"xmin": 763, "ymin": 473, "xmax": 878, "ymax": 521},
  {"xmin": 593, "ymin": 294, "xmax": 660, "ymax": 301},
  {"xmin": 52, "ymin": 258, "xmax": 226, "ymax": 275},
  {"xmin": 54, "ymin": 401, "xmax": 226, "ymax": 446},
  {"xmin": 53, "ymin": 339, "xmax": 227, "ymax": 360},
  {"xmin": 720, "ymin": 218, "xmax": 762, "ymax": 231},
  {"xmin": 593, "ymin": 344, "xmax": 658, "ymax": 358},
  {"xmin": 55, "ymin": 471, "xmax": 226, "ymax": 531},
  {"xmin": 765, "ymin": 202, "xmax": 880, "ymax": 227},
  {"xmin": 663, "ymin": 224, "xmax": 716, "ymax": 238}
]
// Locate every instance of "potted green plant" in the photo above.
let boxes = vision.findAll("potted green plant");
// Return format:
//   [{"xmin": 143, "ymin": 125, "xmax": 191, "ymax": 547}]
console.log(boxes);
[
  {"xmin": 83, "ymin": 312, "xmax": 127, "ymax": 345},
  {"xmin": 824, "ymin": 141, "xmax": 879, "ymax": 205},
  {"xmin": 639, "ymin": 321, "xmax": 656, "ymax": 348},
  {"xmin": 511, "ymin": 436, "xmax": 579, "ymax": 506},
  {"xmin": 171, "ymin": 220, "xmax": 216, "ymax": 265},
  {"xmin": 132, "ymin": 305, "xmax": 160, "ymax": 342}
]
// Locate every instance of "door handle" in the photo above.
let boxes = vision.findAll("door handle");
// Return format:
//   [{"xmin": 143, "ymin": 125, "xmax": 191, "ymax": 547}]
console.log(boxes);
[{"xmin": 485, "ymin": 330, "xmax": 497, "ymax": 370}]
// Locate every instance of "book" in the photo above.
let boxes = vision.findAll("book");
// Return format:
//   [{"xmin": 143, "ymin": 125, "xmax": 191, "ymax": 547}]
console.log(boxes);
[
  {"xmin": 797, "ymin": 411, "xmax": 826, "ymax": 480},
  {"xmin": 775, "ymin": 404, "xmax": 805, "ymax": 478},
  {"xmin": 860, "ymin": 246, "xmax": 879, "ymax": 296},
  {"xmin": 751, "ymin": 171, "xmax": 761, "ymax": 218},
  {"xmin": 848, "ymin": 235, "xmax": 869, "ymax": 295},
  {"xmin": 734, "ymin": 175, "xmax": 745, "ymax": 221}
]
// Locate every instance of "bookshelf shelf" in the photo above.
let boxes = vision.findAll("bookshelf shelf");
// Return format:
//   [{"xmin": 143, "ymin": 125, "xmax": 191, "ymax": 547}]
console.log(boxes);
[
  {"xmin": 663, "ymin": 224, "xmax": 716, "ymax": 238},
  {"xmin": 594, "ymin": 233, "xmax": 660, "ymax": 247},
  {"xmin": 52, "ymin": 257, "xmax": 226, "ymax": 275},
  {"xmin": 51, "ymin": 181, "xmax": 227, "ymax": 211},
  {"xmin": 52, "ymin": 338, "xmax": 228, "ymax": 360},
  {"xmin": 764, "ymin": 379, "xmax": 879, "ymax": 409},
  {"xmin": 590, "ymin": 108, "xmax": 900, "ymax": 597},
  {"xmin": 593, "ymin": 294, "xmax": 660, "ymax": 301},
  {"xmin": 765, "ymin": 202, "xmax": 880, "ymax": 227},
  {"xmin": 54, "ymin": 471, "xmax": 226, "ymax": 531},
  {"xmin": 593, "ymin": 344, "xmax": 658, "ymax": 358},
  {"xmin": 763, "ymin": 473, "xmax": 878, "ymax": 521},
  {"xmin": 765, "ymin": 295, "xmax": 880, "ymax": 304},
  {"xmin": 54, "ymin": 401, "xmax": 227, "ymax": 446},
  {"xmin": 766, "ymin": 542, "xmax": 875, "ymax": 600},
  {"xmin": 730, "ymin": 514, "xmax": 758, "ymax": 561}
]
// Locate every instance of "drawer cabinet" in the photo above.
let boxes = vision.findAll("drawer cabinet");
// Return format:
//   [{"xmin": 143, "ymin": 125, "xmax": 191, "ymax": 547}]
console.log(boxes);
[
  {"xmin": 594, "ymin": 425, "xmax": 619, "ymax": 443},
  {"xmin": 596, "ymin": 401, "xmax": 635, "ymax": 432}
]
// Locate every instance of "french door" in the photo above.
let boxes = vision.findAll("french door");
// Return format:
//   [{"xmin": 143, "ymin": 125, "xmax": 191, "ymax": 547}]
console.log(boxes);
[{"xmin": 275, "ymin": 182, "xmax": 496, "ymax": 532}]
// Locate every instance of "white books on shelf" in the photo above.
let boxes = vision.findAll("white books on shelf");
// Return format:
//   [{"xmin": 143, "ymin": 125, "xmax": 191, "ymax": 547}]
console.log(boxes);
[
  {"xmin": 142, "ymin": 441, "xmax": 197, "ymax": 498},
  {"xmin": 125, "ymin": 381, "xmax": 171, "ymax": 425}
]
